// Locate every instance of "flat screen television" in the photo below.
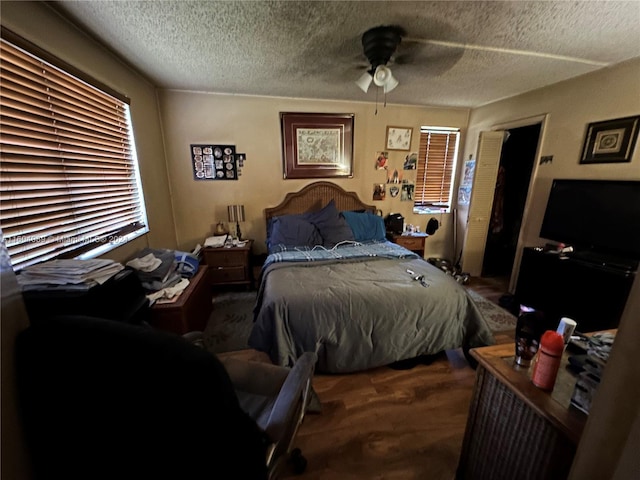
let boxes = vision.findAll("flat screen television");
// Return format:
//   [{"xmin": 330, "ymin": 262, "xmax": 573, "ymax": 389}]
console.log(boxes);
[{"xmin": 539, "ymin": 179, "xmax": 640, "ymax": 260}]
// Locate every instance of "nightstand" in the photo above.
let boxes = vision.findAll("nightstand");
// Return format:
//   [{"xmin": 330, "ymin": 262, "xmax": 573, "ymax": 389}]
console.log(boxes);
[
  {"xmin": 203, "ymin": 240, "xmax": 253, "ymax": 288},
  {"xmin": 390, "ymin": 233, "xmax": 427, "ymax": 257}
]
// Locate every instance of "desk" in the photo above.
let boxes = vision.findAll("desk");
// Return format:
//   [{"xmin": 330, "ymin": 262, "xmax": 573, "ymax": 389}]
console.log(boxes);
[
  {"xmin": 149, "ymin": 266, "xmax": 212, "ymax": 334},
  {"xmin": 456, "ymin": 343, "xmax": 587, "ymax": 480}
]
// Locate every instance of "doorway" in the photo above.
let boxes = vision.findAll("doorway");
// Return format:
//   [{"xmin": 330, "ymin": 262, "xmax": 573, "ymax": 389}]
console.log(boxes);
[{"xmin": 481, "ymin": 123, "xmax": 541, "ymax": 280}]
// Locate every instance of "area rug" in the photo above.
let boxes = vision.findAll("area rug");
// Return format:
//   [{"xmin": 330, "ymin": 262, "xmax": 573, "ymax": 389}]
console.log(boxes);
[
  {"xmin": 203, "ymin": 288, "xmax": 517, "ymax": 355},
  {"xmin": 465, "ymin": 288, "xmax": 517, "ymax": 333},
  {"xmin": 203, "ymin": 291, "xmax": 257, "ymax": 354}
]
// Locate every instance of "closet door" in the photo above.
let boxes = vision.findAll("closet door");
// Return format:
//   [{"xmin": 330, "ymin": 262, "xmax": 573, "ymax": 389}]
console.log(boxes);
[{"xmin": 461, "ymin": 131, "xmax": 504, "ymax": 276}]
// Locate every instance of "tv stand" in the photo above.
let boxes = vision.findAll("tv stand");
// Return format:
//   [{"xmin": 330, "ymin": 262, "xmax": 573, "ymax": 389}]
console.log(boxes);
[
  {"xmin": 568, "ymin": 250, "xmax": 638, "ymax": 273},
  {"xmin": 515, "ymin": 247, "xmax": 636, "ymax": 332}
]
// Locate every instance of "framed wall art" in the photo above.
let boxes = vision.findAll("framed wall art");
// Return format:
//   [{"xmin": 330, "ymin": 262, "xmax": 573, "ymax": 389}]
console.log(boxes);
[
  {"xmin": 280, "ymin": 112, "xmax": 354, "ymax": 179},
  {"xmin": 579, "ymin": 115, "xmax": 640, "ymax": 164},
  {"xmin": 386, "ymin": 126, "xmax": 413, "ymax": 151},
  {"xmin": 190, "ymin": 144, "xmax": 238, "ymax": 180}
]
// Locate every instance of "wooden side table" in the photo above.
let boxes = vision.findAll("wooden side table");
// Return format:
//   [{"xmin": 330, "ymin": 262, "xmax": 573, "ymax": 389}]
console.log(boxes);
[
  {"xmin": 149, "ymin": 265, "xmax": 212, "ymax": 334},
  {"xmin": 456, "ymin": 343, "xmax": 587, "ymax": 480},
  {"xmin": 203, "ymin": 240, "xmax": 253, "ymax": 288},
  {"xmin": 390, "ymin": 233, "xmax": 427, "ymax": 256}
]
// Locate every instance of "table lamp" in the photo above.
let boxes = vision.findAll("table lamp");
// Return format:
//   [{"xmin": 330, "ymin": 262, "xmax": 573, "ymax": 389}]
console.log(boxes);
[{"xmin": 227, "ymin": 204, "xmax": 245, "ymax": 240}]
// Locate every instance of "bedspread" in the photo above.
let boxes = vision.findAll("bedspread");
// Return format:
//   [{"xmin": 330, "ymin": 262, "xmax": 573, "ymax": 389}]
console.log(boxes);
[{"xmin": 248, "ymin": 242, "xmax": 495, "ymax": 373}]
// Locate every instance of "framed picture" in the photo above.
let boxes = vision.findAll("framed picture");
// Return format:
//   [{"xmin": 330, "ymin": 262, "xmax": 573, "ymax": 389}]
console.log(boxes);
[
  {"xmin": 579, "ymin": 115, "xmax": 640, "ymax": 164},
  {"xmin": 190, "ymin": 144, "xmax": 237, "ymax": 180},
  {"xmin": 386, "ymin": 126, "xmax": 413, "ymax": 151},
  {"xmin": 281, "ymin": 112, "xmax": 354, "ymax": 179}
]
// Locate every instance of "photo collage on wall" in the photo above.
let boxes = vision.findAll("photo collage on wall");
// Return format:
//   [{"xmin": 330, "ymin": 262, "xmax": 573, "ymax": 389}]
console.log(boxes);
[
  {"xmin": 458, "ymin": 158, "xmax": 475, "ymax": 205},
  {"xmin": 190, "ymin": 144, "xmax": 246, "ymax": 181},
  {"xmin": 373, "ymin": 149, "xmax": 417, "ymax": 202}
]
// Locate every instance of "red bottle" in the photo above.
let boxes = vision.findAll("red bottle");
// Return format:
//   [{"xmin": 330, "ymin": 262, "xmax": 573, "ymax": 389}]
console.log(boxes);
[{"xmin": 532, "ymin": 331, "xmax": 565, "ymax": 391}]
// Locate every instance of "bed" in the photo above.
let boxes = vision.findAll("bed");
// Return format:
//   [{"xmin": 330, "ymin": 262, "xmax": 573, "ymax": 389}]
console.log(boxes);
[{"xmin": 248, "ymin": 181, "xmax": 495, "ymax": 373}]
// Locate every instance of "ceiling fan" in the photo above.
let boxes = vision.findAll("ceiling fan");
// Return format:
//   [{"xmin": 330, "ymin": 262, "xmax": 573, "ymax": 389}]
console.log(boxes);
[{"xmin": 355, "ymin": 25, "xmax": 405, "ymax": 94}]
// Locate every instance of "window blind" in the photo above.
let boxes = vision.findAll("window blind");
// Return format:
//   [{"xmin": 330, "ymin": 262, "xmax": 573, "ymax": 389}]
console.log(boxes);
[
  {"xmin": 414, "ymin": 128, "xmax": 459, "ymax": 211},
  {"xmin": 0, "ymin": 33, "xmax": 147, "ymax": 270}
]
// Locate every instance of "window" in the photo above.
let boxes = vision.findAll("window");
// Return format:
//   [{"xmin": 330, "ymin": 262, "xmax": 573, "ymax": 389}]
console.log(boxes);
[
  {"xmin": 0, "ymin": 31, "xmax": 148, "ymax": 271},
  {"xmin": 413, "ymin": 127, "xmax": 460, "ymax": 214}
]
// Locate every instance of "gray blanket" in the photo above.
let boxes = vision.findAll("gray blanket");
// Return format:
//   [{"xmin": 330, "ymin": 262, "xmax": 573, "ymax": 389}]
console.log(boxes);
[{"xmin": 249, "ymin": 248, "xmax": 495, "ymax": 373}]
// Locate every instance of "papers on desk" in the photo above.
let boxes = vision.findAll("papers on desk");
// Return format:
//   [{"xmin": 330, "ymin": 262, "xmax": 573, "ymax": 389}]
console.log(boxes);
[
  {"xmin": 17, "ymin": 259, "xmax": 124, "ymax": 291},
  {"xmin": 204, "ymin": 234, "xmax": 228, "ymax": 248}
]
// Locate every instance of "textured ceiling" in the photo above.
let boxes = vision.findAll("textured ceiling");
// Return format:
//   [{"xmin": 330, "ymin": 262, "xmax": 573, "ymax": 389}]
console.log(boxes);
[{"xmin": 51, "ymin": 0, "xmax": 640, "ymax": 108}]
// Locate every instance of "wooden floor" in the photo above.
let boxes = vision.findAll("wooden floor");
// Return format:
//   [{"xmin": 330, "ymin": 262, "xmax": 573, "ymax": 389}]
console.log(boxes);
[
  {"xmin": 237, "ymin": 275, "xmax": 512, "ymax": 480},
  {"xmin": 222, "ymin": 276, "xmax": 514, "ymax": 479}
]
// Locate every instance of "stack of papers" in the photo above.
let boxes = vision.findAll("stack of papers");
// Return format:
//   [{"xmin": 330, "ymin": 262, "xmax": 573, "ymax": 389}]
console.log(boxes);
[
  {"xmin": 204, "ymin": 235, "xmax": 228, "ymax": 248},
  {"xmin": 17, "ymin": 259, "xmax": 124, "ymax": 291}
]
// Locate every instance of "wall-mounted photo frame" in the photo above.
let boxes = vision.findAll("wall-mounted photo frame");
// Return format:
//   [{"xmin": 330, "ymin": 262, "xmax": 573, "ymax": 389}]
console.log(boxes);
[
  {"xmin": 386, "ymin": 126, "xmax": 413, "ymax": 151},
  {"xmin": 579, "ymin": 115, "xmax": 640, "ymax": 164},
  {"xmin": 281, "ymin": 112, "xmax": 354, "ymax": 179},
  {"xmin": 190, "ymin": 144, "xmax": 237, "ymax": 180}
]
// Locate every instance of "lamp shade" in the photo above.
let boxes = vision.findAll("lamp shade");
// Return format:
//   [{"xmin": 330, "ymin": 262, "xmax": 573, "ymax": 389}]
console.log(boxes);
[
  {"xmin": 227, "ymin": 205, "xmax": 245, "ymax": 223},
  {"xmin": 355, "ymin": 71, "xmax": 373, "ymax": 93}
]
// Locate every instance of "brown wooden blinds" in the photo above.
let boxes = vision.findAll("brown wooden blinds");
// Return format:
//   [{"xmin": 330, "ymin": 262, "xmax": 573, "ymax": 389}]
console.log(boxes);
[
  {"xmin": 414, "ymin": 129, "xmax": 459, "ymax": 209},
  {"xmin": 0, "ymin": 34, "xmax": 147, "ymax": 270}
]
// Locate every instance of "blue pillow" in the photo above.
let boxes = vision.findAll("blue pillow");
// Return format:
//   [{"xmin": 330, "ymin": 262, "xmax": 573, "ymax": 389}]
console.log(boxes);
[
  {"xmin": 304, "ymin": 200, "xmax": 355, "ymax": 247},
  {"xmin": 267, "ymin": 215, "xmax": 322, "ymax": 252},
  {"xmin": 341, "ymin": 211, "xmax": 386, "ymax": 242}
]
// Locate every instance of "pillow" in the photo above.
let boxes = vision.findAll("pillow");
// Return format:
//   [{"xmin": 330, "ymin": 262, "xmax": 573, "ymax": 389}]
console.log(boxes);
[
  {"xmin": 304, "ymin": 200, "xmax": 355, "ymax": 247},
  {"xmin": 342, "ymin": 211, "xmax": 386, "ymax": 242},
  {"xmin": 267, "ymin": 215, "xmax": 322, "ymax": 252}
]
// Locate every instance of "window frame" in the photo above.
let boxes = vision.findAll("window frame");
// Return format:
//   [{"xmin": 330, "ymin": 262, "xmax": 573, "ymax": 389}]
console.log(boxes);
[
  {"xmin": 413, "ymin": 126, "xmax": 460, "ymax": 214},
  {"xmin": 0, "ymin": 28, "xmax": 149, "ymax": 271}
]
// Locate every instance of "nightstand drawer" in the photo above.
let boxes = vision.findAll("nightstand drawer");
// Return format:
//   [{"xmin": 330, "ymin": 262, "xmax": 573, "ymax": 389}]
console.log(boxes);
[
  {"xmin": 390, "ymin": 233, "xmax": 427, "ymax": 256},
  {"xmin": 202, "ymin": 241, "xmax": 253, "ymax": 287},
  {"xmin": 209, "ymin": 265, "xmax": 247, "ymax": 284},
  {"xmin": 204, "ymin": 250, "xmax": 246, "ymax": 267},
  {"xmin": 396, "ymin": 236, "xmax": 423, "ymax": 251}
]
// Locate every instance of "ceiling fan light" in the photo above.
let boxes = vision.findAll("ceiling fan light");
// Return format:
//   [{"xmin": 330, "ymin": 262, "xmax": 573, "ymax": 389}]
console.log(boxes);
[
  {"xmin": 383, "ymin": 71, "xmax": 399, "ymax": 93},
  {"xmin": 373, "ymin": 65, "xmax": 391, "ymax": 87},
  {"xmin": 355, "ymin": 72, "xmax": 373, "ymax": 93}
]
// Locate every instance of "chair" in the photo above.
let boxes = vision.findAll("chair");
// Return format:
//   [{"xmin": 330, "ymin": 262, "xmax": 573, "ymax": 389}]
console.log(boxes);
[{"xmin": 15, "ymin": 315, "xmax": 317, "ymax": 479}]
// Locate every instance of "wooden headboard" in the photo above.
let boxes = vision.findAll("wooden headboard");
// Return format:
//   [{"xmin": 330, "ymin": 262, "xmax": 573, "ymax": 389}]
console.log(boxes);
[{"xmin": 265, "ymin": 181, "xmax": 376, "ymax": 224}]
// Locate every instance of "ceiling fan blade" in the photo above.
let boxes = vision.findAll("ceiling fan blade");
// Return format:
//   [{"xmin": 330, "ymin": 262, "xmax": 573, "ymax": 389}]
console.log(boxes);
[{"xmin": 404, "ymin": 37, "xmax": 607, "ymax": 66}]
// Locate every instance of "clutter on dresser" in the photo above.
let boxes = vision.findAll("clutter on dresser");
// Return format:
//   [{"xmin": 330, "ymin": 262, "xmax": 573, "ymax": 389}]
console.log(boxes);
[
  {"xmin": 568, "ymin": 331, "xmax": 615, "ymax": 414},
  {"xmin": 204, "ymin": 234, "xmax": 228, "ymax": 248},
  {"xmin": 16, "ymin": 258, "xmax": 124, "ymax": 291},
  {"xmin": 126, "ymin": 248, "xmax": 201, "ymax": 305},
  {"xmin": 19, "ymin": 263, "xmax": 148, "ymax": 325}
]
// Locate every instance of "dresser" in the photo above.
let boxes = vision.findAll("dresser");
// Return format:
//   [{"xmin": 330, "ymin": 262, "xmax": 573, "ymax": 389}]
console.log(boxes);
[
  {"xmin": 149, "ymin": 265, "xmax": 212, "ymax": 334},
  {"xmin": 202, "ymin": 240, "xmax": 253, "ymax": 288},
  {"xmin": 456, "ymin": 343, "xmax": 587, "ymax": 480}
]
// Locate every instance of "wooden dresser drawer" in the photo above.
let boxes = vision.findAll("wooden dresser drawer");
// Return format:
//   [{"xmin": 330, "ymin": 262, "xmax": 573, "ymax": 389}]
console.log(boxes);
[
  {"xmin": 391, "ymin": 234, "xmax": 427, "ymax": 256},
  {"xmin": 209, "ymin": 265, "xmax": 247, "ymax": 284},
  {"xmin": 204, "ymin": 250, "xmax": 246, "ymax": 267},
  {"xmin": 202, "ymin": 241, "xmax": 253, "ymax": 287},
  {"xmin": 396, "ymin": 236, "xmax": 423, "ymax": 251}
]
